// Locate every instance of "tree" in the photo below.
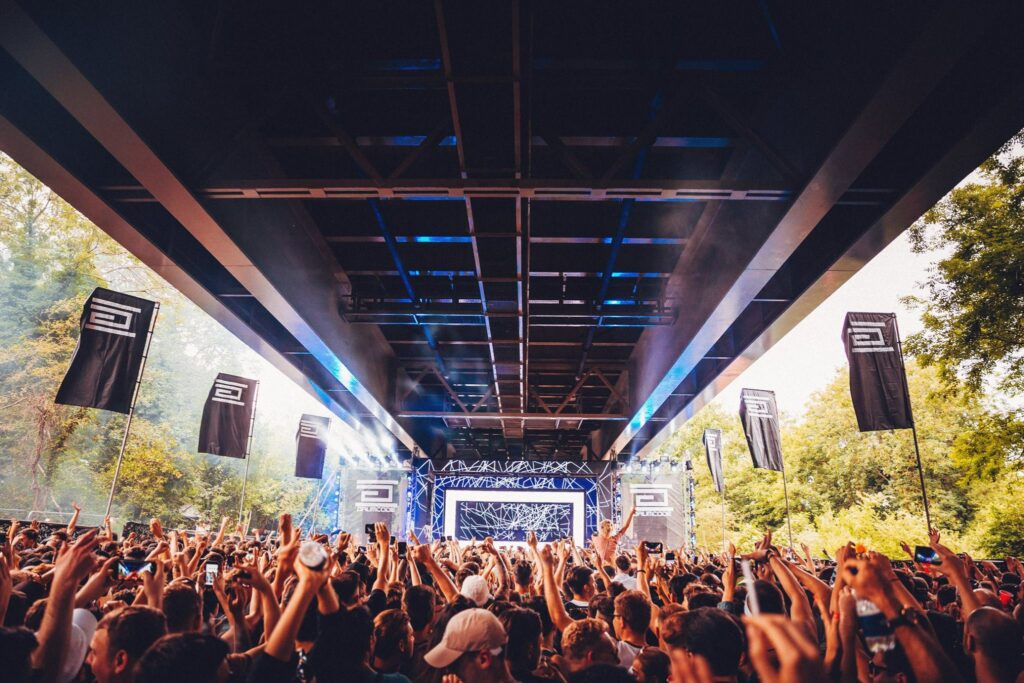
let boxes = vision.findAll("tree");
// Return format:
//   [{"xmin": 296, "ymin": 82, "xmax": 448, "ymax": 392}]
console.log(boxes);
[
  {"xmin": 906, "ymin": 131, "xmax": 1024, "ymax": 389},
  {"xmin": 656, "ymin": 362, "xmax": 1009, "ymax": 555}
]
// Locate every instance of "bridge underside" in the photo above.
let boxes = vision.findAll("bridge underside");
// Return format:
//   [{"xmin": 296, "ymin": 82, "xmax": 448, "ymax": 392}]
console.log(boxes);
[{"xmin": 1, "ymin": 0, "xmax": 1022, "ymax": 461}]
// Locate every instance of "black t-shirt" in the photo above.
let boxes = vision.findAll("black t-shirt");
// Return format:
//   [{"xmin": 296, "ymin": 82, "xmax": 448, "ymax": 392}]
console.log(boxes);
[{"xmin": 565, "ymin": 600, "xmax": 588, "ymax": 621}]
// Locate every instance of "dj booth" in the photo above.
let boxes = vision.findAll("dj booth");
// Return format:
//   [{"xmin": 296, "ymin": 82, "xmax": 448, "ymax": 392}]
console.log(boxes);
[{"xmin": 327, "ymin": 458, "xmax": 689, "ymax": 550}]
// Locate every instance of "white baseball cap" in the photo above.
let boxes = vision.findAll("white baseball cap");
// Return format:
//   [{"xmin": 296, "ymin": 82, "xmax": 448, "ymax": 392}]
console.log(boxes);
[
  {"xmin": 57, "ymin": 608, "xmax": 98, "ymax": 683},
  {"xmin": 459, "ymin": 574, "xmax": 492, "ymax": 607},
  {"xmin": 424, "ymin": 608, "xmax": 508, "ymax": 669}
]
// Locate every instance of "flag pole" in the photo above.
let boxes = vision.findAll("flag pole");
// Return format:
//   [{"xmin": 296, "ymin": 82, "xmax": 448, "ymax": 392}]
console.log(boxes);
[
  {"xmin": 237, "ymin": 380, "xmax": 260, "ymax": 525},
  {"xmin": 105, "ymin": 302, "xmax": 160, "ymax": 518},
  {"xmin": 721, "ymin": 487, "xmax": 727, "ymax": 554},
  {"xmin": 296, "ymin": 469, "xmax": 338, "ymax": 532},
  {"xmin": 780, "ymin": 453, "xmax": 794, "ymax": 550},
  {"xmin": 892, "ymin": 315, "xmax": 932, "ymax": 534}
]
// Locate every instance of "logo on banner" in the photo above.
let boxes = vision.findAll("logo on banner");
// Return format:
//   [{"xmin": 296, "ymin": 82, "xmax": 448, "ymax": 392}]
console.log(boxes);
[
  {"xmin": 632, "ymin": 485, "xmax": 673, "ymax": 517},
  {"xmin": 847, "ymin": 321, "xmax": 894, "ymax": 353},
  {"xmin": 85, "ymin": 298, "xmax": 141, "ymax": 338},
  {"xmin": 356, "ymin": 480, "xmax": 399, "ymax": 512},
  {"xmin": 211, "ymin": 378, "xmax": 248, "ymax": 406},
  {"xmin": 298, "ymin": 419, "xmax": 321, "ymax": 439},
  {"xmin": 743, "ymin": 396, "xmax": 773, "ymax": 419}
]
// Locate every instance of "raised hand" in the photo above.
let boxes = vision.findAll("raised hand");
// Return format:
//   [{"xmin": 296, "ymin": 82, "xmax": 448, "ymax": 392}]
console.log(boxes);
[
  {"xmin": 336, "ymin": 532, "xmax": 352, "ymax": 555},
  {"xmin": 71, "ymin": 502, "xmax": 81, "ymax": 512},
  {"xmin": 537, "ymin": 543, "xmax": 555, "ymax": 567},
  {"xmin": 744, "ymin": 614, "xmax": 826, "ymax": 683},
  {"xmin": 526, "ymin": 530, "xmax": 538, "ymax": 549},
  {"xmin": 374, "ymin": 522, "xmax": 391, "ymax": 548},
  {"xmin": 411, "ymin": 542, "xmax": 432, "ymax": 565},
  {"xmin": 278, "ymin": 513, "xmax": 293, "ymax": 546},
  {"xmin": 0, "ymin": 554, "xmax": 12, "ymax": 623},
  {"xmin": 841, "ymin": 552, "xmax": 897, "ymax": 607},
  {"xmin": 53, "ymin": 529, "xmax": 99, "ymax": 587},
  {"xmin": 636, "ymin": 541, "xmax": 649, "ymax": 570}
]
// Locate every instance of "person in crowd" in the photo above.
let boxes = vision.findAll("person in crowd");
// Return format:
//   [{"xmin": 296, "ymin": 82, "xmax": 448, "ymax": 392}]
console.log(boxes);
[
  {"xmin": 611, "ymin": 555, "xmax": 637, "ymax": 591},
  {"xmin": 87, "ymin": 606, "xmax": 167, "ymax": 683},
  {"xmin": 3, "ymin": 505, "xmax": 1024, "ymax": 683},
  {"xmin": 424, "ymin": 607, "xmax": 517, "ymax": 683},
  {"xmin": 630, "ymin": 646, "xmax": 670, "ymax": 683},
  {"xmin": 591, "ymin": 506, "xmax": 637, "ymax": 565},
  {"xmin": 611, "ymin": 590, "xmax": 651, "ymax": 668}
]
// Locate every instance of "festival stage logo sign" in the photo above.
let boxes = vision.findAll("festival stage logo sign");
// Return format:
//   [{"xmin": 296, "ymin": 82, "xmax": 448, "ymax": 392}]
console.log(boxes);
[
  {"xmin": 703, "ymin": 428, "xmax": 725, "ymax": 494},
  {"xmin": 739, "ymin": 388, "xmax": 784, "ymax": 472},
  {"xmin": 55, "ymin": 288, "xmax": 158, "ymax": 414},
  {"xmin": 211, "ymin": 377, "xmax": 248, "ymax": 406},
  {"xmin": 198, "ymin": 373, "xmax": 257, "ymax": 458},
  {"xmin": 294, "ymin": 414, "xmax": 329, "ymax": 479},
  {"xmin": 356, "ymin": 480, "xmax": 400, "ymax": 512},
  {"xmin": 632, "ymin": 484, "xmax": 673, "ymax": 517},
  {"xmin": 842, "ymin": 312, "xmax": 913, "ymax": 432}
]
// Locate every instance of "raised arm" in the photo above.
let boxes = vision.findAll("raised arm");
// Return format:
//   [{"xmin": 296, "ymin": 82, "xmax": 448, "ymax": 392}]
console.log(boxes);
[
  {"xmin": 769, "ymin": 554, "xmax": 817, "ymax": 643},
  {"xmin": 372, "ymin": 522, "xmax": 391, "ymax": 593},
  {"xmin": 412, "ymin": 542, "xmax": 459, "ymax": 603},
  {"xmin": 844, "ymin": 553, "xmax": 965, "ymax": 683},
  {"xmin": 264, "ymin": 557, "xmax": 327, "ymax": 662},
  {"xmin": 538, "ymin": 543, "xmax": 574, "ymax": 632},
  {"xmin": 614, "ymin": 506, "xmax": 637, "ymax": 540},
  {"xmin": 65, "ymin": 502, "xmax": 81, "ymax": 536},
  {"xmin": 33, "ymin": 530, "xmax": 99, "ymax": 683}
]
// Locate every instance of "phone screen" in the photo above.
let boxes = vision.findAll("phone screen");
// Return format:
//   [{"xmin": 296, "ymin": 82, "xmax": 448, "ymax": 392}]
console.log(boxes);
[
  {"xmin": 365, "ymin": 523, "xmax": 376, "ymax": 542},
  {"xmin": 644, "ymin": 541, "xmax": 663, "ymax": 554},
  {"xmin": 665, "ymin": 551, "xmax": 676, "ymax": 562},
  {"xmin": 118, "ymin": 559, "xmax": 155, "ymax": 578},
  {"xmin": 397, "ymin": 541, "xmax": 407, "ymax": 559},
  {"xmin": 205, "ymin": 562, "xmax": 219, "ymax": 586},
  {"xmin": 914, "ymin": 545, "xmax": 941, "ymax": 565}
]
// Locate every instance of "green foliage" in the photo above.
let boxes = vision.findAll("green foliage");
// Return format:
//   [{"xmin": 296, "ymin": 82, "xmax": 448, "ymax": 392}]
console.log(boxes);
[
  {"xmin": 655, "ymin": 363, "xmax": 1017, "ymax": 556},
  {"xmin": 905, "ymin": 132, "xmax": 1024, "ymax": 395},
  {"xmin": 0, "ymin": 153, "xmax": 324, "ymax": 529}
]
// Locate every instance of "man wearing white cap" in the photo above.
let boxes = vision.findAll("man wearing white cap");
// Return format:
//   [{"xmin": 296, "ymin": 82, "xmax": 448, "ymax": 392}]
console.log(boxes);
[
  {"xmin": 424, "ymin": 608, "xmax": 518, "ymax": 683},
  {"xmin": 459, "ymin": 574, "xmax": 493, "ymax": 607}
]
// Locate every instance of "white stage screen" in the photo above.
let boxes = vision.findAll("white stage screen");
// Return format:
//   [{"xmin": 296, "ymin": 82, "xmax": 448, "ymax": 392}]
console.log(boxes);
[{"xmin": 442, "ymin": 489, "xmax": 586, "ymax": 545}]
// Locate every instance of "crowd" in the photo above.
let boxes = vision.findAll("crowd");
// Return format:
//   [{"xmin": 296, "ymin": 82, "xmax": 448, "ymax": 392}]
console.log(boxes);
[{"xmin": 1, "ymin": 504, "xmax": 1022, "ymax": 683}]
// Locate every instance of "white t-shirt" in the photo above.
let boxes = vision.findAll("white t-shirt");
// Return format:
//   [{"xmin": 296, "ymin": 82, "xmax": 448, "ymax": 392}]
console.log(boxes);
[
  {"xmin": 616, "ymin": 639, "xmax": 643, "ymax": 669},
  {"xmin": 612, "ymin": 572, "xmax": 637, "ymax": 590}
]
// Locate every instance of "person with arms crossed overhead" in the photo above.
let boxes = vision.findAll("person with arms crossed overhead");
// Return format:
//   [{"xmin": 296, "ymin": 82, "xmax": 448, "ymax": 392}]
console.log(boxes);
[{"xmin": 591, "ymin": 506, "xmax": 636, "ymax": 565}]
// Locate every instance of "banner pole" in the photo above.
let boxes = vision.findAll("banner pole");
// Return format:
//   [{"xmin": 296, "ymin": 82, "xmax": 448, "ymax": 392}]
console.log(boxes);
[
  {"xmin": 780, "ymin": 454, "xmax": 794, "ymax": 550},
  {"xmin": 105, "ymin": 302, "xmax": 160, "ymax": 518},
  {"xmin": 296, "ymin": 469, "xmax": 337, "ymax": 532},
  {"xmin": 237, "ymin": 380, "xmax": 260, "ymax": 525},
  {"xmin": 721, "ymin": 488, "xmax": 727, "ymax": 554},
  {"xmin": 892, "ymin": 315, "xmax": 932, "ymax": 534}
]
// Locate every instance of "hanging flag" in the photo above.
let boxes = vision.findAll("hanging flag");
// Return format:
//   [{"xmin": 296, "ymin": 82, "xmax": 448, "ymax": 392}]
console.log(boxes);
[
  {"xmin": 55, "ymin": 288, "xmax": 158, "ymax": 414},
  {"xmin": 198, "ymin": 373, "xmax": 257, "ymax": 458},
  {"xmin": 739, "ymin": 389, "xmax": 784, "ymax": 471},
  {"xmin": 702, "ymin": 428, "xmax": 725, "ymax": 493},
  {"xmin": 842, "ymin": 312, "xmax": 914, "ymax": 431},
  {"xmin": 295, "ymin": 414, "xmax": 330, "ymax": 479}
]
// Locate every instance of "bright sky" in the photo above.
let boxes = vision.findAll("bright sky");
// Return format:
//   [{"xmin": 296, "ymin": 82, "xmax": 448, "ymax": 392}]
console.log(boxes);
[{"xmin": 709, "ymin": 231, "xmax": 936, "ymax": 417}]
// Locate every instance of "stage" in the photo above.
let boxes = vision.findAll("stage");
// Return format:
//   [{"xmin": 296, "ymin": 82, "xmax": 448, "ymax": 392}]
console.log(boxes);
[{"xmin": 312, "ymin": 458, "xmax": 692, "ymax": 550}]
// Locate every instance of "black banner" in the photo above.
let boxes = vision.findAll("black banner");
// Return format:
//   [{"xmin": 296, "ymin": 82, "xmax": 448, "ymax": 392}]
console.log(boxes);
[
  {"xmin": 703, "ymin": 428, "xmax": 725, "ymax": 493},
  {"xmin": 842, "ymin": 312, "xmax": 914, "ymax": 431},
  {"xmin": 198, "ymin": 373, "xmax": 257, "ymax": 458},
  {"xmin": 55, "ymin": 288, "xmax": 157, "ymax": 414},
  {"xmin": 295, "ymin": 414, "xmax": 330, "ymax": 479},
  {"xmin": 739, "ymin": 389, "xmax": 784, "ymax": 472}
]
